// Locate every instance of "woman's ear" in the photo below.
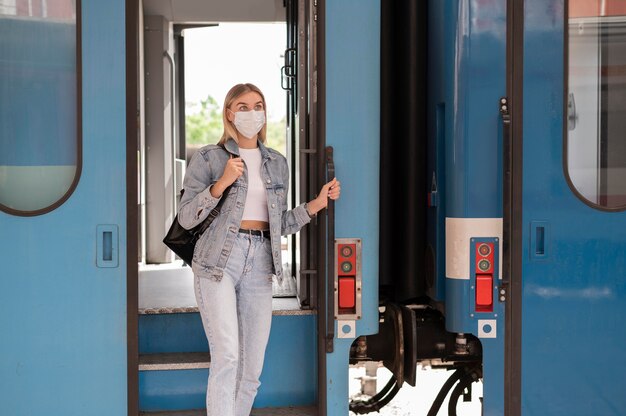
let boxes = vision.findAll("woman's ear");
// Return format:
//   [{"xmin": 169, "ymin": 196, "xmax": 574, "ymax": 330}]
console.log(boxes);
[{"xmin": 226, "ymin": 108, "xmax": 235, "ymax": 122}]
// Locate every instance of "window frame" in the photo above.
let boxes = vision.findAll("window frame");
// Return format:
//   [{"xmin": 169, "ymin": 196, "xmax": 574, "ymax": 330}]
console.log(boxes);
[
  {"xmin": 563, "ymin": 0, "xmax": 626, "ymax": 212},
  {"xmin": 0, "ymin": 1, "xmax": 82, "ymax": 217}
]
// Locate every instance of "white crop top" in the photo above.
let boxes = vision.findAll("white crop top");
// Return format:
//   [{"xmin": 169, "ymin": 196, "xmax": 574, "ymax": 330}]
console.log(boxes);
[{"xmin": 239, "ymin": 147, "xmax": 269, "ymax": 222}]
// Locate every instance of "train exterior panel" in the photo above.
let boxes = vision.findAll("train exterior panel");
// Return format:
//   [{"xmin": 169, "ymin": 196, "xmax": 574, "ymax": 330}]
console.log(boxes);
[
  {"xmin": 520, "ymin": 0, "xmax": 626, "ymax": 413},
  {"xmin": 1, "ymin": 0, "xmax": 129, "ymax": 414},
  {"xmin": 428, "ymin": 1, "xmax": 507, "ymax": 414},
  {"xmin": 325, "ymin": 1, "xmax": 380, "ymax": 415}
]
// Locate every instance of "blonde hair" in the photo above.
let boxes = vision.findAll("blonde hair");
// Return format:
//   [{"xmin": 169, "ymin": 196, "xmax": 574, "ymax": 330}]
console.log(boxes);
[{"xmin": 218, "ymin": 83, "xmax": 267, "ymax": 145}]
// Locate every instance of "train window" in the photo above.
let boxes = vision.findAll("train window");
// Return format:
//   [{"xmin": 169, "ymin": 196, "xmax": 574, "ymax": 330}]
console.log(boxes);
[
  {"xmin": 0, "ymin": 0, "xmax": 80, "ymax": 216},
  {"xmin": 566, "ymin": 0, "xmax": 626, "ymax": 210}
]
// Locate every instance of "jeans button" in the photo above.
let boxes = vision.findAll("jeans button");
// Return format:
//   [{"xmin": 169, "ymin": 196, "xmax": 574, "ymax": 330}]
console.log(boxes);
[{"xmin": 271, "ymin": 203, "xmax": 276, "ymax": 208}]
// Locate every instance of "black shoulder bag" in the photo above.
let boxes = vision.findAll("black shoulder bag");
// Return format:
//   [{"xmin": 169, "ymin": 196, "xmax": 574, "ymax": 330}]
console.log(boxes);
[
  {"xmin": 163, "ymin": 145, "xmax": 231, "ymax": 265},
  {"xmin": 162, "ymin": 186, "xmax": 230, "ymax": 265}
]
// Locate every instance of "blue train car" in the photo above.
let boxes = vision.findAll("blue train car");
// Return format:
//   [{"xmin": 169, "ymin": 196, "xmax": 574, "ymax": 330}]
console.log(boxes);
[{"xmin": 2, "ymin": 0, "xmax": 626, "ymax": 415}]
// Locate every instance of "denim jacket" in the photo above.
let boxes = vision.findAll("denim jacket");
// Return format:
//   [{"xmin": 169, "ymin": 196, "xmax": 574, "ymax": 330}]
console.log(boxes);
[{"xmin": 178, "ymin": 138, "xmax": 311, "ymax": 284}]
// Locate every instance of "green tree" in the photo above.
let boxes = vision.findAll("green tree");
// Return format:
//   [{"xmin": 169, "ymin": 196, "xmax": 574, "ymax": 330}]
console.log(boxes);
[
  {"xmin": 265, "ymin": 117, "xmax": 286, "ymax": 155},
  {"xmin": 185, "ymin": 96, "xmax": 223, "ymax": 145}
]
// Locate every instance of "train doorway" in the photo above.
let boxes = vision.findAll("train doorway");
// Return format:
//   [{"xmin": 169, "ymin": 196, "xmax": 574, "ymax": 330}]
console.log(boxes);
[{"xmin": 131, "ymin": 0, "xmax": 326, "ymax": 414}]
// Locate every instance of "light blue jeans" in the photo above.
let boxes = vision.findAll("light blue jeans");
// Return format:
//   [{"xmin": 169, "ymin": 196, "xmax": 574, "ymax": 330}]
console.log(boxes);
[{"xmin": 193, "ymin": 232, "xmax": 273, "ymax": 416}]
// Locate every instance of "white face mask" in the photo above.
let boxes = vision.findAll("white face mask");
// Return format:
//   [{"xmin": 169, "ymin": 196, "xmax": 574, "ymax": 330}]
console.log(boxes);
[{"xmin": 233, "ymin": 110, "xmax": 266, "ymax": 139}]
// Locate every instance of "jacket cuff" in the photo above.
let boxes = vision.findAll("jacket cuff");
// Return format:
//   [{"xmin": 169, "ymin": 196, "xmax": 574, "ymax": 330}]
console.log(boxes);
[
  {"xmin": 196, "ymin": 185, "xmax": 222, "ymax": 218},
  {"xmin": 293, "ymin": 203, "xmax": 312, "ymax": 227}
]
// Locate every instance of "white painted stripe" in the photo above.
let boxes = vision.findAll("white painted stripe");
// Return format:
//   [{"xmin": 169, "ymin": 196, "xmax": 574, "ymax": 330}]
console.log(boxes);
[{"xmin": 445, "ymin": 217, "xmax": 503, "ymax": 280}]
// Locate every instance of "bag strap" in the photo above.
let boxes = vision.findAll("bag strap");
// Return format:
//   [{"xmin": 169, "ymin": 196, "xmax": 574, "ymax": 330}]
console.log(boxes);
[
  {"xmin": 197, "ymin": 185, "xmax": 230, "ymax": 235},
  {"xmin": 195, "ymin": 143, "xmax": 232, "ymax": 235}
]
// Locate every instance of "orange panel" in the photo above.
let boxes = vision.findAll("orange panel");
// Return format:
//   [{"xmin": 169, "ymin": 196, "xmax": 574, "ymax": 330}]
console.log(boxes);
[
  {"xmin": 570, "ymin": 0, "xmax": 600, "ymax": 18},
  {"xmin": 570, "ymin": 0, "xmax": 626, "ymax": 18},
  {"xmin": 606, "ymin": 0, "xmax": 626, "ymax": 16}
]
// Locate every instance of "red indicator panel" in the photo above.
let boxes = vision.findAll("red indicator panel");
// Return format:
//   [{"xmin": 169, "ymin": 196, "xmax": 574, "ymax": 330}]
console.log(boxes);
[
  {"xmin": 337, "ymin": 243, "xmax": 358, "ymax": 315},
  {"xmin": 338, "ymin": 243, "xmax": 357, "ymax": 276},
  {"xmin": 475, "ymin": 242, "xmax": 494, "ymax": 313},
  {"xmin": 476, "ymin": 275, "xmax": 493, "ymax": 312},
  {"xmin": 475, "ymin": 243, "xmax": 494, "ymax": 274},
  {"xmin": 338, "ymin": 277, "xmax": 356, "ymax": 309}
]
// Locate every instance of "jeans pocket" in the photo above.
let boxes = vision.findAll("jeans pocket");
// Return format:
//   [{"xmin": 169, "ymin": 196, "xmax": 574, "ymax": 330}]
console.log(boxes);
[
  {"xmin": 253, "ymin": 240, "xmax": 274, "ymax": 280},
  {"xmin": 225, "ymin": 236, "xmax": 245, "ymax": 268}
]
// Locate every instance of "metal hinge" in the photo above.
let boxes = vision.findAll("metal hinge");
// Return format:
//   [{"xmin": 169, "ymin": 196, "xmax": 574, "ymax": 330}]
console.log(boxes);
[
  {"xmin": 498, "ymin": 282, "xmax": 508, "ymax": 303},
  {"xmin": 500, "ymin": 97, "xmax": 510, "ymax": 123}
]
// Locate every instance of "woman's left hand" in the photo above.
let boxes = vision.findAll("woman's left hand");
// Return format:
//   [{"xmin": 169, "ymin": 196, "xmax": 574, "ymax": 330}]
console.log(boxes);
[
  {"xmin": 324, "ymin": 177, "xmax": 341, "ymax": 201},
  {"xmin": 307, "ymin": 178, "xmax": 341, "ymax": 216}
]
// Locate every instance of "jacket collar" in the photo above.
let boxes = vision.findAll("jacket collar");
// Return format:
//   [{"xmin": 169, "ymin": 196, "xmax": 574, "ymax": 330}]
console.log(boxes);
[
  {"xmin": 224, "ymin": 137, "xmax": 275, "ymax": 160},
  {"xmin": 257, "ymin": 139, "xmax": 275, "ymax": 160}
]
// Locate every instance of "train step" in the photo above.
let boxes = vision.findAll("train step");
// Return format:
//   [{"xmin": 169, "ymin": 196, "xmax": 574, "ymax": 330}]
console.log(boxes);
[
  {"xmin": 139, "ymin": 352, "xmax": 211, "ymax": 371},
  {"xmin": 139, "ymin": 406, "xmax": 317, "ymax": 415},
  {"xmin": 138, "ymin": 267, "xmax": 317, "ymax": 411}
]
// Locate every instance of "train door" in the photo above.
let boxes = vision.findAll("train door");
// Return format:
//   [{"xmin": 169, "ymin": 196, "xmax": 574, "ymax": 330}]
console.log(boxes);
[
  {"xmin": 0, "ymin": 0, "xmax": 132, "ymax": 414},
  {"xmin": 135, "ymin": 1, "xmax": 327, "ymax": 414},
  {"xmin": 508, "ymin": 0, "xmax": 626, "ymax": 414},
  {"xmin": 284, "ymin": 0, "xmax": 320, "ymax": 313},
  {"xmin": 321, "ymin": 1, "xmax": 381, "ymax": 415}
]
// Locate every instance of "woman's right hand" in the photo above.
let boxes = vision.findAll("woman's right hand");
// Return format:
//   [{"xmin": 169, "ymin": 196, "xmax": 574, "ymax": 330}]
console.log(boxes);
[{"xmin": 211, "ymin": 156, "xmax": 244, "ymax": 198}]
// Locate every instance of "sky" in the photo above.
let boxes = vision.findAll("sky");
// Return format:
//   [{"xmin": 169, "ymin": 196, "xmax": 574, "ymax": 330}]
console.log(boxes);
[{"xmin": 183, "ymin": 23, "xmax": 287, "ymax": 122}]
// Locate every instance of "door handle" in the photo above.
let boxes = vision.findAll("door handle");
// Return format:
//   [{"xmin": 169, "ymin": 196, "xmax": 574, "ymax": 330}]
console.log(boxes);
[
  {"xmin": 281, "ymin": 48, "xmax": 297, "ymax": 91},
  {"xmin": 530, "ymin": 221, "xmax": 550, "ymax": 260},
  {"xmin": 326, "ymin": 146, "xmax": 335, "ymax": 353},
  {"xmin": 97, "ymin": 225, "xmax": 119, "ymax": 268}
]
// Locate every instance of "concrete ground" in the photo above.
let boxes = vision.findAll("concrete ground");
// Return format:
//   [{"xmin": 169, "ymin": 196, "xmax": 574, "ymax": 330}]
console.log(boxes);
[{"xmin": 348, "ymin": 365, "xmax": 482, "ymax": 416}]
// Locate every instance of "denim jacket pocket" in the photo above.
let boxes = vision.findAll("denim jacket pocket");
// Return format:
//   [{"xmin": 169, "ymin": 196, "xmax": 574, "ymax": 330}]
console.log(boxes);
[
  {"xmin": 193, "ymin": 224, "xmax": 219, "ymax": 265},
  {"xmin": 272, "ymin": 184, "xmax": 286, "ymax": 209}
]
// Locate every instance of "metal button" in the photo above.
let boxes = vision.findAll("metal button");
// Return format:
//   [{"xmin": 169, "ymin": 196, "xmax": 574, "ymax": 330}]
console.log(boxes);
[
  {"xmin": 271, "ymin": 203, "xmax": 276, "ymax": 208},
  {"xmin": 266, "ymin": 178, "xmax": 271, "ymax": 184}
]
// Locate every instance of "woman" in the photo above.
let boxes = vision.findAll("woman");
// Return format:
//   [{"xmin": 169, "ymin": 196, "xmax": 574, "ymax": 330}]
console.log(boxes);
[{"xmin": 178, "ymin": 83, "xmax": 340, "ymax": 416}]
